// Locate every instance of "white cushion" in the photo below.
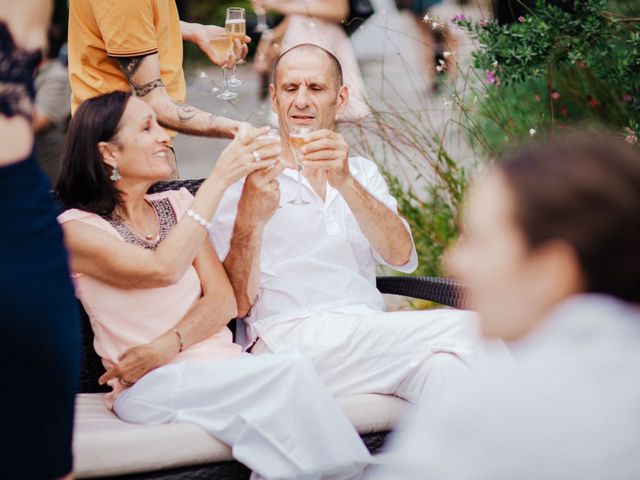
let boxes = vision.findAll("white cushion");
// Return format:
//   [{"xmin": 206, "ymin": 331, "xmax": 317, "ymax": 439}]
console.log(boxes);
[{"xmin": 73, "ymin": 392, "xmax": 408, "ymax": 478}]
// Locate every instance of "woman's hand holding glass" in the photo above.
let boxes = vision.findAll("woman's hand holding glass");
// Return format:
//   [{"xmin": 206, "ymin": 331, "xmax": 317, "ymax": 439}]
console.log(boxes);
[{"xmin": 211, "ymin": 126, "xmax": 282, "ymax": 188}]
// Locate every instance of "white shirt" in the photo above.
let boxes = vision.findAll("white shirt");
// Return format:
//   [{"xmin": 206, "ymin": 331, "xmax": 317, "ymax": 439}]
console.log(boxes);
[
  {"xmin": 372, "ymin": 294, "xmax": 640, "ymax": 480},
  {"xmin": 209, "ymin": 156, "xmax": 418, "ymax": 335}
]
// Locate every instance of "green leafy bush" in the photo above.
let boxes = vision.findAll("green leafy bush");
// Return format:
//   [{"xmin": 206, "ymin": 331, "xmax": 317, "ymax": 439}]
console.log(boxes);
[
  {"xmin": 455, "ymin": 0, "xmax": 640, "ymax": 152},
  {"xmin": 359, "ymin": 0, "xmax": 639, "ymax": 280}
]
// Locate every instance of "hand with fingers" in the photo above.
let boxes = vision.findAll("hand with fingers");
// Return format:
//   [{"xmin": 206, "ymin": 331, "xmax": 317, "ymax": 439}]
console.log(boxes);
[
  {"xmin": 238, "ymin": 158, "xmax": 286, "ymax": 227},
  {"xmin": 212, "ymin": 126, "xmax": 282, "ymax": 188},
  {"xmin": 236, "ymin": 122, "xmax": 258, "ymax": 138},
  {"xmin": 98, "ymin": 333, "xmax": 179, "ymax": 388},
  {"xmin": 301, "ymin": 129, "xmax": 351, "ymax": 189},
  {"xmin": 190, "ymin": 23, "xmax": 250, "ymax": 68}
]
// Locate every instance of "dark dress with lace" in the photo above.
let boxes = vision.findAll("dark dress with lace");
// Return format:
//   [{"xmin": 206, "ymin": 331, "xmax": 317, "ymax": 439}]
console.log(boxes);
[{"xmin": 0, "ymin": 21, "xmax": 79, "ymax": 479}]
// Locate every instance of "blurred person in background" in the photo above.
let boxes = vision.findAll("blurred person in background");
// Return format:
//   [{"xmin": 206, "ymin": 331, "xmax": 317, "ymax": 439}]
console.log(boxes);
[
  {"xmin": 372, "ymin": 135, "xmax": 640, "ymax": 479},
  {"xmin": 34, "ymin": 23, "xmax": 71, "ymax": 183},
  {"xmin": 252, "ymin": 0, "xmax": 369, "ymax": 121},
  {"xmin": 0, "ymin": 0, "xmax": 79, "ymax": 478}
]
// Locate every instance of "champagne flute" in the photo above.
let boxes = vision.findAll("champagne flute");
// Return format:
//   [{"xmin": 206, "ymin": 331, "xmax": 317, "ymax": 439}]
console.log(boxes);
[
  {"xmin": 255, "ymin": 5, "xmax": 268, "ymax": 32},
  {"xmin": 210, "ymin": 33, "xmax": 237, "ymax": 100},
  {"xmin": 225, "ymin": 7, "xmax": 246, "ymax": 87},
  {"xmin": 288, "ymin": 127, "xmax": 312, "ymax": 205}
]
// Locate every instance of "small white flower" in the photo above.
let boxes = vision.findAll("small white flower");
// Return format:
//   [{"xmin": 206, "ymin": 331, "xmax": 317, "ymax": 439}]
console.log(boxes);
[
  {"xmin": 443, "ymin": 97, "xmax": 451, "ymax": 107},
  {"xmin": 423, "ymin": 13, "xmax": 431, "ymax": 22},
  {"xmin": 199, "ymin": 71, "xmax": 207, "ymax": 79},
  {"xmin": 438, "ymin": 59, "xmax": 446, "ymax": 66},
  {"xmin": 443, "ymin": 51, "xmax": 452, "ymax": 59},
  {"xmin": 529, "ymin": 128, "xmax": 536, "ymax": 136},
  {"xmin": 436, "ymin": 65, "xmax": 444, "ymax": 73},
  {"xmin": 432, "ymin": 22, "xmax": 440, "ymax": 30},
  {"xmin": 492, "ymin": 60, "xmax": 498, "ymax": 68}
]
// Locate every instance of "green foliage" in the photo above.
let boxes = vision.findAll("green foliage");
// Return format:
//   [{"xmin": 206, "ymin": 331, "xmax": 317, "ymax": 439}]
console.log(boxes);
[
  {"xmin": 456, "ymin": 0, "xmax": 640, "ymax": 150},
  {"xmin": 348, "ymin": 112, "xmax": 470, "ymax": 277},
  {"xmin": 371, "ymin": 0, "xmax": 640, "ymax": 279},
  {"xmin": 382, "ymin": 161, "xmax": 466, "ymax": 277}
]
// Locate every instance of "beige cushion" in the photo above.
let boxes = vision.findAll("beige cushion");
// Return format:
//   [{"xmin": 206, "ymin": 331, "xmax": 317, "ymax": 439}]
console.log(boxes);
[{"xmin": 73, "ymin": 393, "xmax": 409, "ymax": 478}]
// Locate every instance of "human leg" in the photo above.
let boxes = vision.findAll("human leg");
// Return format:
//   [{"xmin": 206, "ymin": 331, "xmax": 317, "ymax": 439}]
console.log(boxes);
[
  {"xmin": 115, "ymin": 352, "xmax": 370, "ymax": 480},
  {"xmin": 257, "ymin": 309, "xmax": 488, "ymax": 404}
]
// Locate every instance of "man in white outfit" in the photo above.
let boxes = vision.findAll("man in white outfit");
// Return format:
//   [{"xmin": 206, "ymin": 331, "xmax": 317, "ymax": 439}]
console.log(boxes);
[{"xmin": 209, "ymin": 44, "xmax": 486, "ymax": 404}]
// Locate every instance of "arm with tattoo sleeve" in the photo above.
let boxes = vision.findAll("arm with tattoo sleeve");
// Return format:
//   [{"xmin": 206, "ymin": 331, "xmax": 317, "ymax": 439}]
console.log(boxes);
[{"xmin": 117, "ymin": 53, "xmax": 244, "ymax": 138}]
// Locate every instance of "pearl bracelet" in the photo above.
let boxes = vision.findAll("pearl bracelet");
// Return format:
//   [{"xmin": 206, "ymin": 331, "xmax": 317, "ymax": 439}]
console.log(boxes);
[{"xmin": 185, "ymin": 209, "xmax": 212, "ymax": 230}]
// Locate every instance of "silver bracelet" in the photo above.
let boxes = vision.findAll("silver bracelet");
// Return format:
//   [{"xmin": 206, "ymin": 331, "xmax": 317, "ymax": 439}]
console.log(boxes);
[
  {"xmin": 172, "ymin": 328, "xmax": 184, "ymax": 353},
  {"xmin": 185, "ymin": 208, "xmax": 212, "ymax": 230}
]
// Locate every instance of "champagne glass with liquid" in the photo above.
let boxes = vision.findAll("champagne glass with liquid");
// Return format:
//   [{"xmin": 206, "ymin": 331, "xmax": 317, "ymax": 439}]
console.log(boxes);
[
  {"xmin": 210, "ymin": 32, "xmax": 237, "ymax": 100},
  {"xmin": 288, "ymin": 127, "xmax": 312, "ymax": 205},
  {"xmin": 225, "ymin": 7, "xmax": 246, "ymax": 87}
]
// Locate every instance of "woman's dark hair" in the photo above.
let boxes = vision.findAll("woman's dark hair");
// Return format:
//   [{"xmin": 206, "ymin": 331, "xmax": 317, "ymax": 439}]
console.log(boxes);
[
  {"xmin": 500, "ymin": 135, "xmax": 640, "ymax": 303},
  {"xmin": 56, "ymin": 91, "xmax": 130, "ymax": 216}
]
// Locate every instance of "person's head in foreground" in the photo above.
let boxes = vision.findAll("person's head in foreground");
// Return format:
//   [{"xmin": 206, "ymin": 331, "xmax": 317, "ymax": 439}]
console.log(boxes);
[
  {"xmin": 270, "ymin": 43, "xmax": 348, "ymax": 137},
  {"xmin": 447, "ymin": 134, "xmax": 640, "ymax": 341},
  {"xmin": 372, "ymin": 135, "xmax": 640, "ymax": 480}
]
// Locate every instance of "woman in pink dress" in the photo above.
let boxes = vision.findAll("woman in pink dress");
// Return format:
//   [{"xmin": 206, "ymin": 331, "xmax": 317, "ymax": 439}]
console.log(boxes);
[
  {"xmin": 253, "ymin": 0, "xmax": 369, "ymax": 122},
  {"xmin": 56, "ymin": 91, "xmax": 370, "ymax": 480}
]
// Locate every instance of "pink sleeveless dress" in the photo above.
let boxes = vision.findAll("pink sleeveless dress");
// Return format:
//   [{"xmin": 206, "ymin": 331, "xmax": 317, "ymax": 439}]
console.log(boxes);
[{"xmin": 57, "ymin": 188, "xmax": 242, "ymax": 409}]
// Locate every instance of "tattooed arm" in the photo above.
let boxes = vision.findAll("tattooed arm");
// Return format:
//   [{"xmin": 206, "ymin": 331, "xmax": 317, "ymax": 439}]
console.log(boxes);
[{"xmin": 117, "ymin": 53, "xmax": 246, "ymax": 138}]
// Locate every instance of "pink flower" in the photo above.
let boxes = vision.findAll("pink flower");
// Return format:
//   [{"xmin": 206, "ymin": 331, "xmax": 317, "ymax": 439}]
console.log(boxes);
[
  {"xmin": 479, "ymin": 19, "xmax": 490, "ymax": 27},
  {"xmin": 485, "ymin": 69, "xmax": 498, "ymax": 85},
  {"xmin": 452, "ymin": 14, "xmax": 466, "ymax": 23},
  {"xmin": 588, "ymin": 97, "xmax": 598, "ymax": 108},
  {"xmin": 517, "ymin": 16, "xmax": 525, "ymax": 23},
  {"xmin": 534, "ymin": 93, "xmax": 541, "ymax": 102},
  {"xmin": 623, "ymin": 94, "xmax": 633, "ymax": 103},
  {"xmin": 624, "ymin": 127, "xmax": 638, "ymax": 145},
  {"xmin": 550, "ymin": 90, "xmax": 560, "ymax": 100}
]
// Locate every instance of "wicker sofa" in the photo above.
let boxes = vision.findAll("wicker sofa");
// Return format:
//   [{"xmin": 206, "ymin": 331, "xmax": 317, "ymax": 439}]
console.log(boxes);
[{"xmin": 72, "ymin": 179, "xmax": 467, "ymax": 479}]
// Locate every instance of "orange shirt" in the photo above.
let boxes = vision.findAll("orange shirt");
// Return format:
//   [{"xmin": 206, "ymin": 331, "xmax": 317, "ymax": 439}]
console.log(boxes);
[{"xmin": 68, "ymin": 0, "xmax": 186, "ymax": 115}]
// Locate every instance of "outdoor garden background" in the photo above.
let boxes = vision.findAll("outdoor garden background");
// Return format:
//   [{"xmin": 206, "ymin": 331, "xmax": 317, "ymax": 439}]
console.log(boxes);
[{"xmin": 54, "ymin": 0, "xmax": 640, "ymax": 284}]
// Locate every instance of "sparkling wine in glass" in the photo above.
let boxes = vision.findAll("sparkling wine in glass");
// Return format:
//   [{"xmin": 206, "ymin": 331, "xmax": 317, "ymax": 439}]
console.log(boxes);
[
  {"xmin": 288, "ymin": 127, "xmax": 312, "ymax": 205},
  {"xmin": 225, "ymin": 8, "xmax": 246, "ymax": 87},
  {"xmin": 210, "ymin": 33, "xmax": 237, "ymax": 100},
  {"xmin": 255, "ymin": 5, "xmax": 268, "ymax": 32}
]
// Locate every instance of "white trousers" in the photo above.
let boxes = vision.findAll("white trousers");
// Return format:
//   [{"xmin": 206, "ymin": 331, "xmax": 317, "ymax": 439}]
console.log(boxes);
[
  {"xmin": 253, "ymin": 309, "xmax": 490, "ymax": 404},
  {"xmin": 114, "ymin": 351, "xmax": 371, "ymax": 480}
]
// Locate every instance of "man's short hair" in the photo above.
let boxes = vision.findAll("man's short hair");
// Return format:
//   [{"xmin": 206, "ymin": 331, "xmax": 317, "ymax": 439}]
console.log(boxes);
[{"xmin": 273, "ymin": 44, "xmax": 344, "ymax": 91}]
